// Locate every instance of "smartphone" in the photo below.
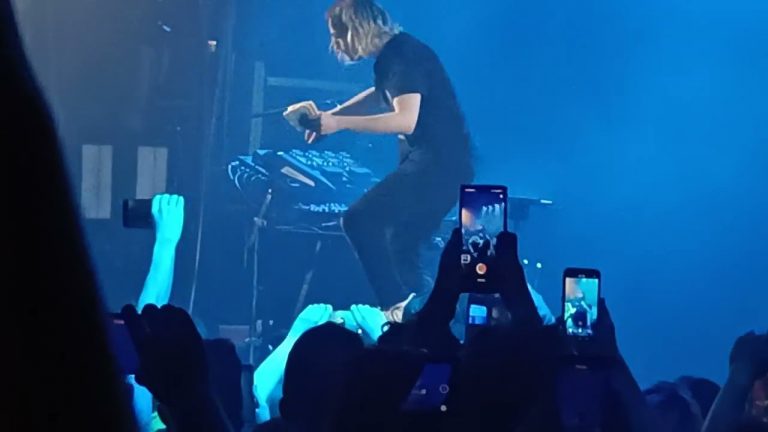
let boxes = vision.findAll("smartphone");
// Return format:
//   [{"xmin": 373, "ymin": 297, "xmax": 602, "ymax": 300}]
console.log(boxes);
[
  {"xmin": 107, "ymin": 313, "xmax": 140, "ymax": 375},
  {"xmin": 556, "ymin": 363, "xmax": 609, "ymax": 431},
  {"xmin": 459, "ymin": 185, "xmax": 508, "ymax": 292},
  {"xmin": 467, "ymin": 301, "xmax": 489, "ymax": 326},
  {"xmin": 562, "ymin": 268, "xmax": 601, "ymax": 337},
  {"xmin": 401, "ymin": 363, "xmax": 452, "ymax": 412},
  {"xmin": 123, "ymin": 199, "xmax": 153, "ymax": 229}
]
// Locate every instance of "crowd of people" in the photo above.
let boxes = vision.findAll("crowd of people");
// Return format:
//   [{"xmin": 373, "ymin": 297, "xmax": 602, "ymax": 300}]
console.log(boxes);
[
  {"xmin": 87, "ymin": 188, "xmax": 768, "ymax": 432},
  {"xmin": 6, "ymin": 1, "xmax": 767, "ymax": 431}
]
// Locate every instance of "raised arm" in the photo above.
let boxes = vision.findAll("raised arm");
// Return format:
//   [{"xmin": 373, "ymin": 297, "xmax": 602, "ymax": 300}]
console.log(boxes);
[
  {"xmin": 131, "ymin": 194, "xmax": 185, "ymax": 431},
  {"xmin": 253, "ymin": 304, "xmax": 333, "ymax": 423},
  {"xmin": 137, "ymin": 194, "xmax": 184, "ymax": 311}
]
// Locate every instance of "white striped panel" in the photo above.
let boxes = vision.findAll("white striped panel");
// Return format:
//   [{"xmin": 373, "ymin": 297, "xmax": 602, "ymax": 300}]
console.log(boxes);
[
  {"xmin": 250, "ymin": 60, "xmax": 266, "ymax": 152},
  {"xmin": 136, "ymin": 146, "xmax": 168, "ymax": 199},
  {"xmin": 80, "ymin": 144, "xmax": 113, "ymax": 219}
]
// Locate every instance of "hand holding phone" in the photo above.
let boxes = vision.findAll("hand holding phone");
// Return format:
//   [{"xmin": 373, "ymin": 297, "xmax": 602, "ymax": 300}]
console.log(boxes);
[
  {"xmin": 401, "ymin": 363, "xmax": 452, "ymax": 412},
  {"xmin": 556, "ymin": 363, "xmax": 610, "ymax": 431},
  {"xmin": 465, "ymin": 231, "xmax": 540, "ymax": 330},
  {"xmin": 107, "ymin": 313, "xmax": 140, "ymax": 375}
]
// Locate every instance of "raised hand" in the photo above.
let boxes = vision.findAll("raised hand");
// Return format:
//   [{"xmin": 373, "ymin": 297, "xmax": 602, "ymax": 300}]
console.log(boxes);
[
  {"xmin": 287, "ymin": 304, "xmax": 333, "ymax": 340},
  {"xmin": 567, "ymin": 298, "xmax": 621, "ymax": 360},
  {"xmin": 416, "ymin": 228, "xmax": 464, "ymax": 327},
  {"xmin": 152, "ymin": 194, "xmax": 184, "ymax": 245},
  {"xmin": 351, "ymin": 304, "xmax": 389, "ymax": 342},
  {"xmin": 121, "ymin": 304, "xmax": 208, "ymax": 409},
  {"xmin": 493, "ymin": 231, "xmax": 541, "ymax": 328}
]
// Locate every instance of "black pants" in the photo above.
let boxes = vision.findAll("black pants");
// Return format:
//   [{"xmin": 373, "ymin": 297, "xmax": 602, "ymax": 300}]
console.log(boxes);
[{"xmin": 343, "ymin": 162, "xmax": 471, "ymax": 308}]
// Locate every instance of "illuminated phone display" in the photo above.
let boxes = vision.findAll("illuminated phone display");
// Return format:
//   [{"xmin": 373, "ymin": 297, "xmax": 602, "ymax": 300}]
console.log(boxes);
[
  {"xmin": 563, "ymin": 269, "xmax": 601, "ymax": 337},
  {"xmin": 459, "ymin": 185, "xmax": 508, "ymax": 284}
]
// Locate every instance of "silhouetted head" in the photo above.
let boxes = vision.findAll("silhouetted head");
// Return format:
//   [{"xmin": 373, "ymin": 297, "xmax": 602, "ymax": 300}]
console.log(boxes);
[
  {"xmin": 675, "ymin": 375, "xmax": 721, "ymax": 419},
  {"xmin": 449, "ymin": 326, "xmax": 560, "ymax": 431},
  {"xmin": 644, "ymin": 381, "xmax": 703, "ymax": 432},
  {"xmin": 329, "ymin": 347, "xmax": 434, "ymax": 432},
  {"xmin": 280, "ymin": 323, "xmax": 364, "ymax": 431},
  {"xmin": 204, "ymin": 339, "xmax": 244, "ymax": 432}
]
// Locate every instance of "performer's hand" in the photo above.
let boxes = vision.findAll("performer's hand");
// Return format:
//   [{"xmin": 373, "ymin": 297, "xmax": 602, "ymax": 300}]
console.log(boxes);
[
  {"xmin": 284, "ymin": 101, "xmax": 323, "ymax": 143},
  {"xmin": 305, "ymin": 129, "xmax": 322, "ymax": 144},
  {"xmin": 284, "ymin": 100, "xmax": 320, "ymax": 118},
  {"xmin": 319, "ymin": 111, "xmax": 343, "ymax": 135}
]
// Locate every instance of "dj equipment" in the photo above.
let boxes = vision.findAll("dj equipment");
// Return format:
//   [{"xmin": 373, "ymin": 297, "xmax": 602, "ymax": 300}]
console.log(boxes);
[
  {"xmin": 228, "ymin": 149, "xmax": 379, "ymax": 228},
  {"xmin": 229, "ymin": 149, "xmax": 554, "ymax": 232}
]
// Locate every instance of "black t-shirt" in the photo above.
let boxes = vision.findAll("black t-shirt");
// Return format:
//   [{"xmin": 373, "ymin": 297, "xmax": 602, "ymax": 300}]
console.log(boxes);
[{"xmin": 374, "ymin": 32, "xmax": 473, "ymax": 176}]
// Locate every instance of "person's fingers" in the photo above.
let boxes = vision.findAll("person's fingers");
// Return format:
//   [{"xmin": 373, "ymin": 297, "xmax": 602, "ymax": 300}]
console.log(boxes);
[
  {"xmin": 162, "ymin": 194, "xmax": 172, "ymax": 216},
  {"xmin": 151, "ymin": 194, "xmax": 161, "ymax": 216},
  {"xmin": 351, "ymin": 305, "xmax": 364, "ymax": 326},
  {"xmin": 307, "ymin": 102, "xmax": 320, "ymax": 117},
  {"xmin": 178, "ymin": 195, "xmax": 185, "ymax": 211},
  {"xmin": 121, "ymin": 304, "xmax": 150, "ymax": 354},
  {"xmin": 444, "ymin": 228, "xmax": 462, "ymax": 252},
  {"xmin": 596, "ymin": 298, "xmax": 614, "ymax": 329},
  {"xmin": 495, "ymin": 231, "xmax": 519, "ymax": 261},
  {"xmin": 399, "ymin": 293, "xmax": 416, "ymax": 309},
  {"xmin": 140, "ymin": 304, "xmax": 162, "ymax": 337},
  {"xmin": 319, "ymin": 304, "xmax": 333, "ymax": 323},
  {"xmin": 164, "ymin": 305, "xmax": 202, "ymax": 343}
]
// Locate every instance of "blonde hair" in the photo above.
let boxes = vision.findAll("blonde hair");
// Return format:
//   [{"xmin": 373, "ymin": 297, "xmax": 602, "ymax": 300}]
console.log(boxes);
[{"xmin": 327, "ymin": 0, "xmax": 401, "ymax": 60}]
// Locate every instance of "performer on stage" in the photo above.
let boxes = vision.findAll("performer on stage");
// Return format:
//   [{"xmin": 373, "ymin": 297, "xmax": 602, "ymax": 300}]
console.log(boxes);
[{"xmin": 285, "ymin": 0, "xmax": 474, "ymax": 320}]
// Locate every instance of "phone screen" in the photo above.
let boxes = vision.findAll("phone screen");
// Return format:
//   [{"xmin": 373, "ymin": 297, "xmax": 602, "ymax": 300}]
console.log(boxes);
[
  {"xmin": 107, "ymin": 314, "xmax": 140, "ymax": 375},
  {"xmin": 401, "ymin": 363, "xmax": 452, "ymax": 412},
  {"xmin": 459, "ymin": 185, "xmax": 508, "ymax": 284},
  {"xmin": 556, "ymin": 364, "xmax": 609, "ymax": 431},
  {"xmin": 563, "ymin": 271, "xmax": 600, "ymax": 337},
  {"xmin": 465, "ymin": 294, "xmax": 509, "ymax": 327},
  {"xmin": 123, "ymin": 199, "xmax": 154, "ymax": 229}
]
